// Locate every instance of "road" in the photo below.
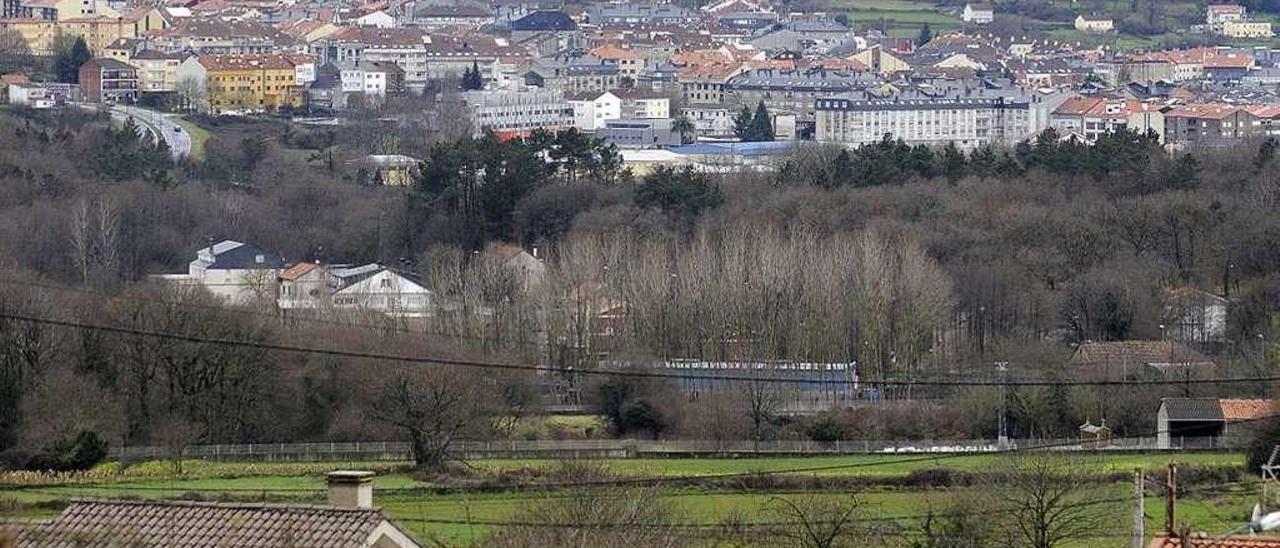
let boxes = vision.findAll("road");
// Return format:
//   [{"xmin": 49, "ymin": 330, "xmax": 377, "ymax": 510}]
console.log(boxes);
[{"xmin": 110, "ymin": 105, "xmax": 192, "ymax": 159}]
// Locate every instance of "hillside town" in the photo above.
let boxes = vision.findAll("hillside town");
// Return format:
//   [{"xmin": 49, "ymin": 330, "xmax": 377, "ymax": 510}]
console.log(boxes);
[
  {"xmin": 9, "ymin": 1, "xmax": 1280, "ymax": 547},
  {"xmin": 5, "ymin": 1, "xmax": 1280, "ymax": 163}
]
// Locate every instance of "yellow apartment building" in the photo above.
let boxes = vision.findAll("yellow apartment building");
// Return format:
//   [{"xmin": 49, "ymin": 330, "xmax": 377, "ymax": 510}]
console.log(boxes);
[{"xmin": 176, "ymin": 54, "xmax": 308, "ymax": 113}]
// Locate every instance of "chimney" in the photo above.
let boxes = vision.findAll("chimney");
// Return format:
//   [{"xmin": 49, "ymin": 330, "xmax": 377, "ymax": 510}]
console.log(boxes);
[{"xmin": 327, "ymin": 470, "xmax": 375, "ymax": 508}]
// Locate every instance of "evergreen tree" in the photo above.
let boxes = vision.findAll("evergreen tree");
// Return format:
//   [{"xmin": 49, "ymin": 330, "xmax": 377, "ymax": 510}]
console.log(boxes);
[
  {"xmin": 917, "ymin": 23, "xmax": 933, "ymax": 47},
  {"xmin": 732, "ymin": 105, "xmax": 754, "ymax": 141},
  {"xmin": 941, "ymin": 142, "xmax": 967, "ymax": 182},
  {"xmin": 749, "ymin": 101, "xmax": 773, "ymax": 142},
  {"xmin": 54, "ymin": 37, "xmax": 92, "ymax": 84}
]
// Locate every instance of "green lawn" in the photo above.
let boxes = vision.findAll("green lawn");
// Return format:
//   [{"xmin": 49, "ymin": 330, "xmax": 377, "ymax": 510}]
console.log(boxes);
[{"xmin": 0, "ymin": 453, "xmax": 1251, "ymax": 545}]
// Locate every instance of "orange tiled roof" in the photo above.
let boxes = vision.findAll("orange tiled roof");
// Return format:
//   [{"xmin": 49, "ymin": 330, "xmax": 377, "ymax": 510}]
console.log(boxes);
[
  {"xmin": 197, "ymin": 53, "xmax": 308, "ymax": 71},
  {"xmin": 589, "ymin": 45, "xmax": 641, "ymax": 60},
  {"xmin": 1220, "ymin": 399, "xmax": 1277, "ymax": 421},
  {"xmin": 279, "ymin": 262, "xmax": 319, "ymax": 281}
]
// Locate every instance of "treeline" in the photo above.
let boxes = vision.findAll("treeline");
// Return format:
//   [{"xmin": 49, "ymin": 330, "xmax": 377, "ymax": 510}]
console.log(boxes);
[{"xmin": 4, "ymin": 106, "xmax": 1280, "ymax": 458}]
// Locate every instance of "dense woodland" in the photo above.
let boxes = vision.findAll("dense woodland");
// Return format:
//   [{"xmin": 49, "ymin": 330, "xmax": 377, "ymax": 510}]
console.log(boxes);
[{"xmin": 2, "ymin": 105, "xmax": 1280, "ymax": 470}]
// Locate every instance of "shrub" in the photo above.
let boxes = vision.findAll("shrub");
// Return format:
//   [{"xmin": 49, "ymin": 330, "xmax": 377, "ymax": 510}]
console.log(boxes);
[
  {"xmin": 805, "ymin": 414, "xmax": 847, "ymax": 442},
  {"xmin": 25, "ymin": 431, "xmax": 108, "ymax": 472}
]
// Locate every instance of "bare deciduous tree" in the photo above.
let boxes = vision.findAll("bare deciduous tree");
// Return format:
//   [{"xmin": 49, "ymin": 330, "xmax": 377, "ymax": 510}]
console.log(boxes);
[
  {"xmin": 368, "ymin": 365, "xmax": 496, "ymax": 472},
  {"xmin": 992, "ymin": 455, "xmax": 1118, "ymax": 548}
]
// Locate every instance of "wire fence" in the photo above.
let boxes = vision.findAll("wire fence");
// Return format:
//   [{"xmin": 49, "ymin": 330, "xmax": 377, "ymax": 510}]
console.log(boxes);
[{"xmin": 107, "ymin": 436, "xmax": 1224, "ymax": 463}]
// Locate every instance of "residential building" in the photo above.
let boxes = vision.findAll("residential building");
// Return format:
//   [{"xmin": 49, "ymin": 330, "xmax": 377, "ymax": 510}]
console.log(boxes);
[
  {"xmin": 1050, "ymin": 96, "xmax": 1165, "ymax": 143},
  {"xmin": 815, "ymin": 80, "xmax": 1063, "ymax": 151},
  {"xmin": 122, "ymin": 4, "xmax": 169, "ymax": 35},
  {"xmin": 615, "ymin": 88, "xmax": 670, "ymax": 118},
  {"xmin": 1163, "ymin": 287, "xmax": 1229, "ymax": 346},
  {"xmin": 2, "ymin": 0, "xmax": 116, "ymax": 20},
  {"xmin": 725, "ymin": 68, "xmax": 882, "ymax": 122},
  {"xmin": 279, "ymin": 262, "xmax": 437, "ymax": 318},
  {"xmin": 599, "ymin": 117, "xmax": 679, "ymax": 148},
  {"xmin": 176, "ymin": 54, "xmax": 309, "ymax": 113},
  {"xmin": 961, "ymin": 3, "xmax": 993, "ymax": 24},
  {"xmin": 1207, "ymin": 4, "xmax": 1247, "ymax": 33},
  {"xmin": 482, "ymin": 241, "xmax": 545, "ymax": 290},
  {"xmin": 587, "ymin": 3, "xmax": 700, "ymax": 26},
  {"xmin": 847, "ymin": 45, "xmax": 911, "ymax": 75},
  {"xmin": 1074, "ymin": 14, "xmax": 1114, "ymax": 33},
  {"xmin": 525, "ymin": 55, "xmax": 623, "ymax": 94},
  {"xmin": 78, "ymin": 57, "xmax": 137, "ymax": 103},
  {"xmin": 589, "ymin": 45, "xmax": 645, "ymax": 77},
  {"xmin": 1223, "ymin": 20, "xmax": 1273, "ymax": 38},
  {"xmin": 681, "ymin": 104, "xmax": 733, "ymax": 137},
  {"xmin": 6, "ymin": 82, "xmax": 52, "ymax": 107},
  {"xmin": 152, "ymin": 240, "xmax": 286, "ymax": 305},
  {"xmin": 462, "ymin": 89, "xmax": 573, "ymax": 137},
  {"xmin": 1164, "ymin": 103, "xmax": 1261, "ymax": 146},
  {"xmin": 2, "ymin": 471, "xmax": 421, "ymax": 547},
  {"xmin": 509, "ymin": 10, "xmax": 577, "ymax": 43},
  {"xmin": 1156, "ymin": 398, "xmax": 1275, "ymax": 449},
  {"xmin": 745, "ymin": 19, "xmax": 856, "ymax": 53},
  {"xmin": 130, "ymin": 49, "xmax": 183, "ymax": 93},
  {"xmin": 0, "ymin": 16, "xmax": 135, "ymax": 55},
  {"xmin": 410, "ymin": 5, "xmax": 493, "ymax": 30},
  {"xmin": 568, "ymin": 90, "xmax": 621, "ymax": 131},
  {"xmin": 355, "ymin": 9, "xmax": 395, "ymax": 28}
]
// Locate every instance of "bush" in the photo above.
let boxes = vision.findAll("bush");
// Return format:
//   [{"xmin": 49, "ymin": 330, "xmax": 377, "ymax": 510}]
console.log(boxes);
[
  {"xmin": 805, "ymin": 414, "xmax": 847, "ymax": 442},
  {"xmin": 25, "ymin": 431, "xmax": 108, "ymax": 472}
]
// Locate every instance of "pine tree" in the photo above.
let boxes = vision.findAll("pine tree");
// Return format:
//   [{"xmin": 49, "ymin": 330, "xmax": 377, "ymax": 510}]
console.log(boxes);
[
  {"xmin": 917, "ymin": 23, "xmax": 933, "ymax": 47},
  {"xmin": 733, "ymin": 105, "xmax": 753, "ymax": 141},
  {"xmin": 749, "ymin": 101, "xmax": 773, "ymax": 142},
  {"xmin": 54, "ymin": 37, "xmax": 92, "ymax": 84}
]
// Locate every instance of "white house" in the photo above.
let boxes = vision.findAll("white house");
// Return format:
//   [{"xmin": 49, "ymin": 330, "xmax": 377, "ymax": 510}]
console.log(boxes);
[
  {"xmin": 279, "ymin": 262, "xmax": 437, "ymax": 318},
  {"xmin": 153, "ymin": 240, "xmax": 285, "ymax": 305},
  {"xmin": 340, "ymin": 64, "xmax": 388, "ymax": 97},
  {"xmin": 568, "ymin": 90, "xmax": 622, "ymax": 132},
  {"xmin": 1074, "ymin": 14, "xmax": 1114, "ymax": 33},
  {"xmin": 962, "ymin": 3, "xmax": 994, "ymax": 24},
  {"xmin": 1207, "ymin": 4, "xmax": 1247, "ymax": 33},
  {"xmin": 1163, "ymin": 287, "xmax": 1229, "ymax": 345},
  {"xmin": 355, "ymin": 10, "xmax": 396, "ymax": 28}
]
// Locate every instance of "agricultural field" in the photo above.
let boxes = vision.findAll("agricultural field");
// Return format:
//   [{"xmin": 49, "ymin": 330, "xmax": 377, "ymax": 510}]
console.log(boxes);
[{"xmin": 0, "ymin": 452, "xmax": 1261, "ymax": 545}]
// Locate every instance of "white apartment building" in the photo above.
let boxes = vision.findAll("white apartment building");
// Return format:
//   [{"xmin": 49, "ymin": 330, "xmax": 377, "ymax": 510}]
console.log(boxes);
[
  {"xmin": 1207, "ymin": 4, "xmax": 1247, "ymax": 33},
  {"xmin": 463, "ymin": 89, "xmax": 573, "ymax": 136},
  {"xmin": 340, "ymin": 64, "xmax": 387, "ymax": 96},
  {"xmin": 568, "ymin": 90, "xmax": 621, "ymax": 131},
  {"xmin": 815, "ymin": 84, "xmax": 1064, "ymax": 150},
  {"xmin": 962, "ymin": 3, "xmax": 994, "ymax": 24}
]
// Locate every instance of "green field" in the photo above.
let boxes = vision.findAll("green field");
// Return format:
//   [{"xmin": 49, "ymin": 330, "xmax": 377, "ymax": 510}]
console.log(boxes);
[{"xmin": 0, "ymin": 452, "xmax": 1258, "ymax": 545}]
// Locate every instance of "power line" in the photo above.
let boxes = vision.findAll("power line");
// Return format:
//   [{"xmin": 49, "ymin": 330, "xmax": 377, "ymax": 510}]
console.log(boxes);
[
  {"xmin": 0, "ymin": 276, "xmax": 532, "ymax": 349},
  {"xmin": 4, "ymin": 310, "xmax": 1280, "ymax": 388}
]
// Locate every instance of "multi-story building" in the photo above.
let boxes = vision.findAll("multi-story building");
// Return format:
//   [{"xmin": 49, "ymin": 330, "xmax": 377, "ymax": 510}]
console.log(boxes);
[
  {"xmin": 410, "ymin": 5, "xmax": 493, "ymax": 30},
  {"xmin": 1050, "ymin": 96, "xmax": 1165, "ymax": 142},
  {"xmin": 177, "ymin": 54, "xmax": 310, "ymax": 113},
  {"xmin": 567, "ymin": 90, "xmax": 621, "ymax": 131},
  {"xmin": 1163, "ymin": 103, "xmax": 1263, "ymax": 147},
  {"xmin": 1223, "ymin": 20, "xmax": 1273, "ymax": 38},
  {"xmin": 525, "ymin": 55, "xmax": 621, "ymax": 94},
  {"xmin": 725, "ymin": 68, "xmax": 881, "ymax": 122},
  {"xmin": 1207, "ymin": 4, "xmax": 1247, "ymax": 33},
  {"xmin": 462, "ymin": 89, "xmax": 573, "ymax": 137},
  {"xmin": 815, "ymin": 80, "xmax": 1063, "ymax": 150},
  {"xmin": 3, "ymin": 0, "xmax": 115, "ymax": 21},
  {"xmin": 962, "ymin": 3, "xmax": 994, "ymax": 24},
  {"xmin": 586, "ymin": 3, "xmax": 700, "ymax": 26},
  {"xmin": 315, "ymin": 28, "xmax": 518, "ymax": 92},
  {"xmin": 337, "ymin": 60, "xmax": 404, "ymax": 99},
  {"xmin": 79, "ymin": 57, "xmax": 137, "ymax": 103},
  {"xmin": 130, "ymin": 49, "xmax": 183, "ymax": 93},
  {"xmin": 589, "ymin": 45, "xmax": 645, "ymax": 77},
  {"xmin": 615, "ymin": 88, "xmax": 670, "ymax": 118}
]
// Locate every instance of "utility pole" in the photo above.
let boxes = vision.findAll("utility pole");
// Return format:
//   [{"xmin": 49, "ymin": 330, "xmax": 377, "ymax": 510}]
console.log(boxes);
[
  {"xmin": 1166, "ymin": 463, "xmax": 1178, "ymax": 537},
  {"xmin": 996, "ymin": 361, "xmax": 1009, "ymax": 449},
  {"xmin": 1133, "ymin": 469, "xmax": 1145, "ymax": 548}
]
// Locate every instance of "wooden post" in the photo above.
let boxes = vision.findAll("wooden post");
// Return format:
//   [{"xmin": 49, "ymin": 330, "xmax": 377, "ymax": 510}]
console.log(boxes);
[
  {"xmin": 1134, "ymin": 469, "xmax": 1145, "ymax": 548},
  {"xmin": 1166, "ymin": 463, "xmax": 1178, "ymax": 537}
]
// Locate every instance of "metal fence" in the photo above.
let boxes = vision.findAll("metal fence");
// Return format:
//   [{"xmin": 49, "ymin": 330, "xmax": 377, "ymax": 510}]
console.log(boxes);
[{"xmin": 109, "ymin": 436, "xmax": 1213, "ymax": 463}]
